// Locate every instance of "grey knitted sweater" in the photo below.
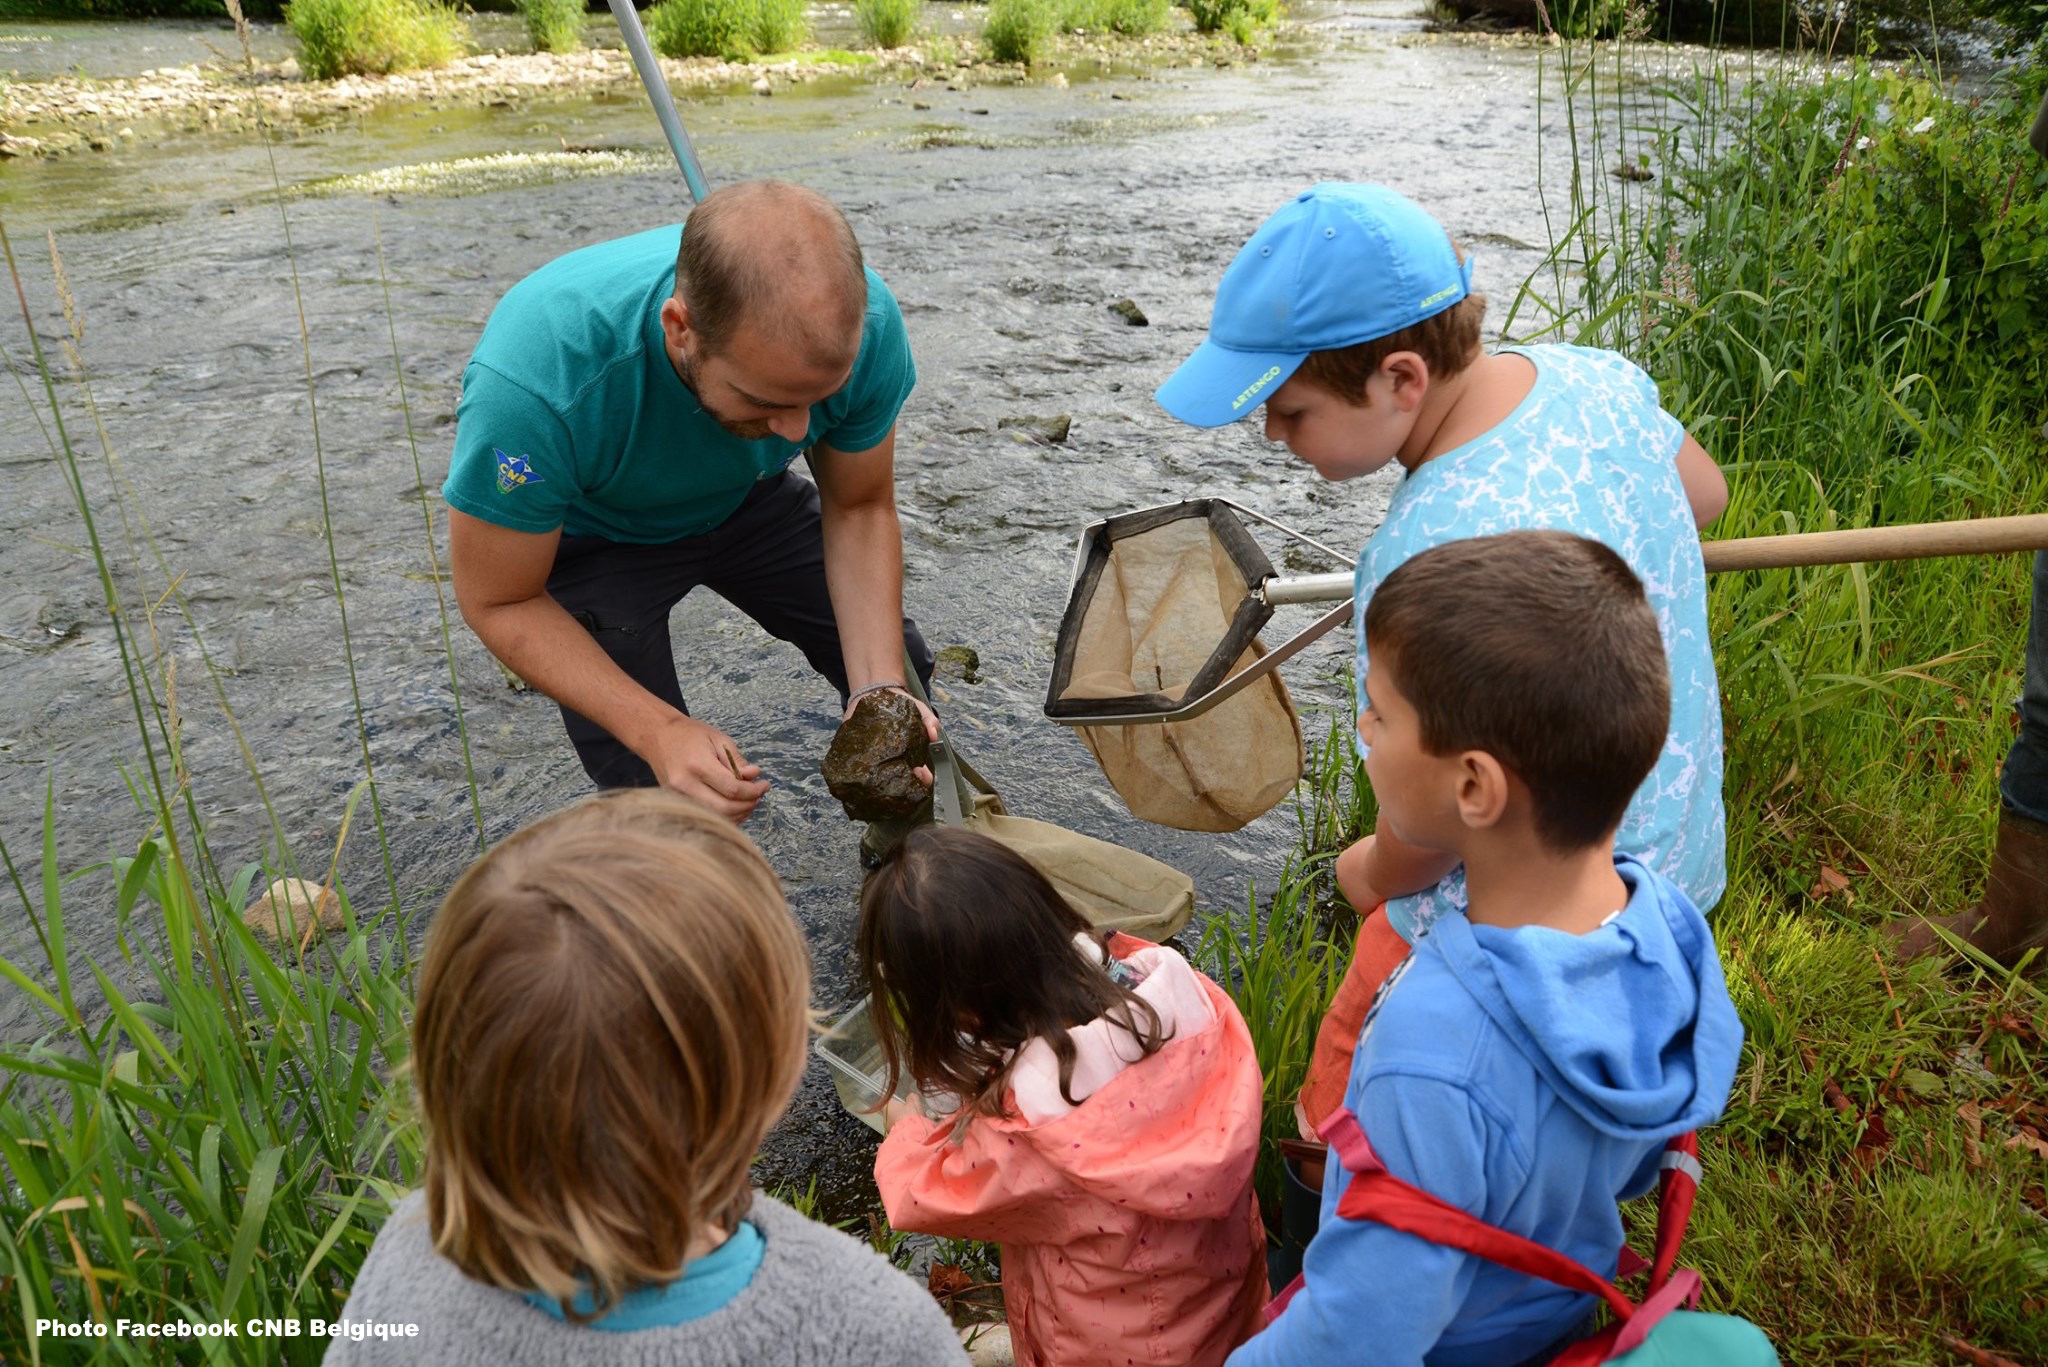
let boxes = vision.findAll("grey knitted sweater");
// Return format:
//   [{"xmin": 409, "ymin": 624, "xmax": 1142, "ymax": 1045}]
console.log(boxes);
[{"xmin": 323, "ymin": 1192, "xmax": 968, "ymax": 1366}]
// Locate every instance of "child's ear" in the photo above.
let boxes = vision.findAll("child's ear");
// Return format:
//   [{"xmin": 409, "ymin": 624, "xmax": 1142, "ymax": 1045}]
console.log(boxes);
[
  {"xmin": 1454, "ymin": 751, "xmax": 1509, "ymax": 830},
  {"xmin": 1382, "ymin": 352, "xmax": 1431, "ymax": 411}
]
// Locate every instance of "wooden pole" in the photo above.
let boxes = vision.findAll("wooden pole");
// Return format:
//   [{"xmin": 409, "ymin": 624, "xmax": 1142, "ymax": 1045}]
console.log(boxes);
[{"xmin": 1700, "ymin": 513, "xmax": 2048, "ymax": 573}]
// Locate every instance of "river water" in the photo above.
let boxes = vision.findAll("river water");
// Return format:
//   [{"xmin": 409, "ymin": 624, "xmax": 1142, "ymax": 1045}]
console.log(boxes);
[{"xmin": 0, "ymin": 1, "xmax": 1716, "ymax": 1207}]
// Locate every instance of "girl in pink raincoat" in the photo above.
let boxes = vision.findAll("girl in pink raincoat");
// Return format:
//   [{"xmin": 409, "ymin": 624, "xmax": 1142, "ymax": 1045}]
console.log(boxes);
[{"xmin": 862, "ymin": 825, "xmax": 1270, "ymax": 1367}]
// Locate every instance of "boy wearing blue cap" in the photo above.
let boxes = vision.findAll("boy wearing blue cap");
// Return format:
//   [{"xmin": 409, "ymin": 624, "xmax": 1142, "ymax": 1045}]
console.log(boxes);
[{"xmin": 1156, "ymin": 184, "xmax": 1730, "ymax": 1135}]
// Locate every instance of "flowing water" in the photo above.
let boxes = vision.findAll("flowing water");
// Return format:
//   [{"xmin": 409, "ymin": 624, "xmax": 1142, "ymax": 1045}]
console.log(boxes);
[{"xmin": 0, "ymin": 1, "xmax": 1717, "ymax": 1209}]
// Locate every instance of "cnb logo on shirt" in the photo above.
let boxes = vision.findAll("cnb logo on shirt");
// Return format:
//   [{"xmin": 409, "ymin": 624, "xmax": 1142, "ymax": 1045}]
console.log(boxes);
[{"xmin": 495, "ymin": 450, "xmax": 545, "ymax": 495}]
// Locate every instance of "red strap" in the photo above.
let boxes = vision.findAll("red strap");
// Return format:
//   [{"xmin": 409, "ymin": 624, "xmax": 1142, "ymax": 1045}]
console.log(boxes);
[
  {"xmin": 1610, "ymin": 1268, "xmax": 1702, "ymax": 1355},
  {"xmin": 1335, "ymin": 1171, "xmax": 1639, "ymax": 1322},
  {"xmin": 1651, "ymin": 1134, "xmax": 1700, "ymax": 1292},
  {"xmin": 1314, "ymin": 1108, "xmax": 1711, "ymax": 1343}
]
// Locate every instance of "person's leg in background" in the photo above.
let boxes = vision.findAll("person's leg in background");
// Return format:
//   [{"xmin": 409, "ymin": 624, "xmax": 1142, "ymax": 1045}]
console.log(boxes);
[{"xmin": 1895, "ymin": 549, "xmax": 2048, "ymax": 965}]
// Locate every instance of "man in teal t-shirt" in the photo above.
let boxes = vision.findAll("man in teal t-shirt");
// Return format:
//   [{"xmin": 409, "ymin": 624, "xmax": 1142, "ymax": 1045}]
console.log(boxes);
[{"xmin": 445, "ymin": 180, "xmax": 934, "ymax": 821}]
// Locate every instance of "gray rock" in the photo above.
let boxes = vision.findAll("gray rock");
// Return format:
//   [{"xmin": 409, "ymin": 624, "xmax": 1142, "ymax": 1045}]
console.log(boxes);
[
  {"xmin": 998, "ymin": 414, "xmax": 1072, "ymax": 444},
  {"xmin": 1108, "ymin": 297, "xmax": 1149, "ymax": 326},
  {"xmin": 822, "ymin": 690, "xmax": 931, "ymax": 820}
]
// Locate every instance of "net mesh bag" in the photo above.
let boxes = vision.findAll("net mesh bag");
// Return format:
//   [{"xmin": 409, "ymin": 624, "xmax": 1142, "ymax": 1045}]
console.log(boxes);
[
  {"xmin": 1046, "ymin": 502, "xmax": 1304, "ymax": 833},
  {"xmin": 957, "ymin": 792, "xmax": 1194, "ymax": 943}
]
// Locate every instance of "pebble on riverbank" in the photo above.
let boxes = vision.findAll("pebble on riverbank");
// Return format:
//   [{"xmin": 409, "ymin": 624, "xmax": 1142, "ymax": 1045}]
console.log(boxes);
[{"xmin": 0, "ymin": 27, "xmax": 1266, "ymax": 160}]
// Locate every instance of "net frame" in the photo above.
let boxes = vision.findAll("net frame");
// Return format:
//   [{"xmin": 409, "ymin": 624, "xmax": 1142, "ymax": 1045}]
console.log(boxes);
[{"xmin": 1043, "ymin": 500, "xmax": 1279, "ymax": 721}]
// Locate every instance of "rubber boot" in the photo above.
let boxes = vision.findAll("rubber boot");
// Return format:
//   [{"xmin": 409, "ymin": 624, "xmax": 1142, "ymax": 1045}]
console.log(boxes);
[{"xmin": 1890, "ymin": 809, "xmax": 2048, "ymax": 967}]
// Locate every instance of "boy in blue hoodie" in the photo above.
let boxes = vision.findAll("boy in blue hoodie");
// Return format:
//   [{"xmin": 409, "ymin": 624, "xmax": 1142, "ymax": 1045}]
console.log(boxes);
[{"xmin": 1228, "ymin": 530, "xmax": 1745, "ymax": 1367}]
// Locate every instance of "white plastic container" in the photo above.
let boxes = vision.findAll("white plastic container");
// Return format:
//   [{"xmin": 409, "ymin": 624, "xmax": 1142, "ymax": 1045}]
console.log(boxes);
[{"xmin": 815, "ymin": 996, "xmax": 903, "ymax": 1136}]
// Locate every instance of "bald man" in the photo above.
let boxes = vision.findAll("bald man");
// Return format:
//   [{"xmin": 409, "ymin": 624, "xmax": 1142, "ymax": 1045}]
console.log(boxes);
[{"xmin": 445, "ymin": 181, "xmax": 935, "ymax": 823}]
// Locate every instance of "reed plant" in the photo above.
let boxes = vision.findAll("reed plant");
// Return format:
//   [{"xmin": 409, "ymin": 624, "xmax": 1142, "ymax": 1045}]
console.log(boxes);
[{"xmin": 854, "ymin": 0, "xmax": 919, "ymax": 49}]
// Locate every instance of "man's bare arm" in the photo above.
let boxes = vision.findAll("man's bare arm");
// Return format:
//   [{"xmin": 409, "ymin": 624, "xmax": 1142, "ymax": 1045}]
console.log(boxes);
[
  {"xmin": 810, "ymin": 432, "xmax": 938, "ymax": 745},
  {"xmin": 447, "ymin": 509, "xmax": 769, "ymax": 818}
]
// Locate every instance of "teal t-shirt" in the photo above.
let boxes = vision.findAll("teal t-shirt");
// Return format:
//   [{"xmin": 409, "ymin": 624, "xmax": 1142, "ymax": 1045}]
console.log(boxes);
[
  {"xmin": 445, "ymin": 226, "xmax": 916, "ymax": 544},
  {"xmin": 522, "ymin": 1218, "xmax": 765, "ymax": 1332}
]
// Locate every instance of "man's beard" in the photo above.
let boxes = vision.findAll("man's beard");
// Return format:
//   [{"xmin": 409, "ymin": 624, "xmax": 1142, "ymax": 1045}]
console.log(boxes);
[{"xmin": 676, "ymin": 348, "xmax": 779, "ymax": 441}]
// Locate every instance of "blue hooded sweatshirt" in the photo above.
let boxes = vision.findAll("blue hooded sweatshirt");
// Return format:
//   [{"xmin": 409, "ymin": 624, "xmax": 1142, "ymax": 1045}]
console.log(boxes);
[{"xmin": 1228, "ymin": 856, "xmax": 1744, "ymax": 1367}]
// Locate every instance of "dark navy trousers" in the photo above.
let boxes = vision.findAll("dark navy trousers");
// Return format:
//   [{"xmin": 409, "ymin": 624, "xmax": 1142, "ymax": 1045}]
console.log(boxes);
[{"xmin": 545, "ymin": 469, "xmax": 934, "ymax": 789}]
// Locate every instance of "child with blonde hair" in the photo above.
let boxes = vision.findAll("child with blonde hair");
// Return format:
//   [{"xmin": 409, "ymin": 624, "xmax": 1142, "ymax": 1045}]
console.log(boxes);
[
  {"xmin": 864, "ymin": 824, "xmax": 1269, "ymax": 1367},
  {"xmin": 327, "ymin": 789, "xmax": 965, "ymax": 1365}
]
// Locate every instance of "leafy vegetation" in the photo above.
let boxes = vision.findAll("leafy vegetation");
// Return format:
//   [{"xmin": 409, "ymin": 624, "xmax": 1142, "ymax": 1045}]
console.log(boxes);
[{"xmin": 284, "ymin": 0, "xmax": 465, "ymax": 79}]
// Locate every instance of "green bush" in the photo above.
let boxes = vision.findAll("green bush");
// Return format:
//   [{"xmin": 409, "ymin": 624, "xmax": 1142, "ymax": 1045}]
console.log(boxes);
[
  {"xmin": 646, "ymin": 0, "xmax": 756, "ymax": 58},
  {"xmin": 285, "ymin": 0, "xmax": 466, "ymax": 78},
  {"xmin": 854, "ymin": 0, "xmax": 919, "ymax": 47},
  {"xmin": 516, "ymin": 0, "xmax": 584, "ymax": 52},
  {"xmin": 984, "ymin": 0, "xmax": 1055, "ymax": 62},
  {"xmin": 1181, "ymin": 0, "xmax": 1274, "ymax": 36},
  {"xmin": 1063, "ymin": 0, "xmax": 1167, "ymax": 33},
  {"xmin": 752, "ymin": 0, "xmax": 808, "ymax": 54}
]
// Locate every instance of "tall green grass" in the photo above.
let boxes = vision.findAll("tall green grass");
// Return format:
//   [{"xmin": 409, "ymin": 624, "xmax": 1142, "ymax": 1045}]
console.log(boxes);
[
  {"xmin": 1194, "ymin": 715, "xmax": 1364, "ymax": 1218},
  {"xmin": 984, "ymin": 0, "xmax": 1057, "ymax": 64},
  {"xmin": 647, "ymin": 0, "xmax": 806, "ymax": 60},
  {"xmin": 515, "ymin": 0, "xmax": 585, "ymax": 53},
  {"xmin": 1181, "ymin": 0, "xmax": 1275, "ymax": 39},
  {"xmin": 285, "ymin": 0, "xmax": 467, "ymax": 80},
  {"xmin": 854, "ymin": 0, "xmax": 919, "ymax": 48}
]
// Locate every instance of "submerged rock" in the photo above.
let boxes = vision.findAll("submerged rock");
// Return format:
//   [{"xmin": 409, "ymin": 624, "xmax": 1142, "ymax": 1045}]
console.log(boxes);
[
  {"xmin": 243, "ymin": 878, "xmax": 345, "ymax": 946},
  {"xmin": 998, "ymin": 413, "xmax": 1072, "ymax": 444},
  {"xmin": 935, "ymin": 644, "xmax": 981, "ymax": 683},
  {"xmin": 823, "ymin": 690, "xmax": 931, "ymax": 821},
  {"xmin": 1107, "ymin": 297, "xmax": 1149, "ymax": 326}
]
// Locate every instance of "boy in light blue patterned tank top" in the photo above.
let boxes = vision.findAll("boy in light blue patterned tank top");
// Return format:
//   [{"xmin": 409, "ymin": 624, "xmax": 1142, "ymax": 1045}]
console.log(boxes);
[{"xmin": 1156, "ymin": 184, "xmax": 1730, "ymax": 1135}]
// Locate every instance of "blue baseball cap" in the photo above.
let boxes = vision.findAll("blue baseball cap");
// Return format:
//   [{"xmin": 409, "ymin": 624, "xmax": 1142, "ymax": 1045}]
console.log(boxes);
[{"xmin": 1156, "ymin": 183, "xmax": 1475, "ymax": 428}]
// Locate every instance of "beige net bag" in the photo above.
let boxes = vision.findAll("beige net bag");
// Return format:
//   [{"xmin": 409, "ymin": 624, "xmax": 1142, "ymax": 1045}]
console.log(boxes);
[{"xmin": 1046, "ymin": 502, "xmax": 1306, "ymax": 833}]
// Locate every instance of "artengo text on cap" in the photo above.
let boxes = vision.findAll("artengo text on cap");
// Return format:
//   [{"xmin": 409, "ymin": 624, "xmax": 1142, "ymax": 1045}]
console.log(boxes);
[{"xmin": 1232, "ymin": 366, "xmax": 1285, "ymax": 411}]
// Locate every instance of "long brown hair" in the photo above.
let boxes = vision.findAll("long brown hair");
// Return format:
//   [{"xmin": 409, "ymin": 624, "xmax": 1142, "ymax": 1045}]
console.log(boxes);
[
  {"xmin": 414, "ymin": 789, "xmax": 810, "ymax": 1322},
  {"xmin": 857, "ymin": 824, "xmax": 1167, "ymax": 1119}
]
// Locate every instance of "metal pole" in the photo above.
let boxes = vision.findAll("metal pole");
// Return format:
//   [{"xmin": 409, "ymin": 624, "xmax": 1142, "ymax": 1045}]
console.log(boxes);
[{"xmin": 604, "ymin": 0, "xmax": 711, "ymax": 202}]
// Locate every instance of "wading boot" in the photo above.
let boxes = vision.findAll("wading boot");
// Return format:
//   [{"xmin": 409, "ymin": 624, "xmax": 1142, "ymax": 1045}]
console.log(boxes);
[{"xmin": 1890, "ymin": 809, "xmax": 2048, "ymax": 968}]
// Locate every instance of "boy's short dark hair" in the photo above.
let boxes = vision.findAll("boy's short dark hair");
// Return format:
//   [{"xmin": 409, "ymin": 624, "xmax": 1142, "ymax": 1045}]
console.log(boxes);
[
  {"xmin": 1364, "ymin": 530, "xmax": 1670, "ymax": 852},
  {"xmin": 1296, "ymin": 292, "xmax": 1485, "ymax": 402}
]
